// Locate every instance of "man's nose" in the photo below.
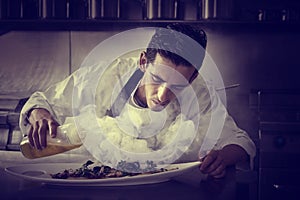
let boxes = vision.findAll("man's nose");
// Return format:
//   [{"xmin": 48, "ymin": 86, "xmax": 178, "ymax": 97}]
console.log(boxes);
[{"xmin": 157, "ymin": 84, "xmax": 171, "ymax": 103}]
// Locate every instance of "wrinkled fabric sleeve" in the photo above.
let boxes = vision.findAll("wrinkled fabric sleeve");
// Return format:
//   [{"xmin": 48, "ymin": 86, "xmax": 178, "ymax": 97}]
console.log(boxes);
[
  {"xmin": 20, "ymin": 76, "xmax": 73, "ymax": 136},
  {"xmin": 216, "ymin": 114, "xmax": 256, "ymax": 170},
  {"xmin": 19, "ymin": 59, "xmax": 137, "ymax": 137},
  {"xmin": 188, "ymin": 79, "xmax": 256, "ymax": 170},
  {"xmin": 19, "ymin": 65, "xmax": 97, "ymax": 137}
]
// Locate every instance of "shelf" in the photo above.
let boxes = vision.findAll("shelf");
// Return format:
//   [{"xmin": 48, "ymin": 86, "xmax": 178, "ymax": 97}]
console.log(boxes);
[{"xmin": 1, "ymin": 19, "xmax": 300, "ymax": 31}]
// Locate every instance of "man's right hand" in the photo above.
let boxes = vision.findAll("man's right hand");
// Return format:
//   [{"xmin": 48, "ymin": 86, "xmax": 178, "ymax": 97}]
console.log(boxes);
[{"xmin": 27, "ymin": 108, "xmax": 59, "ymax": 150}]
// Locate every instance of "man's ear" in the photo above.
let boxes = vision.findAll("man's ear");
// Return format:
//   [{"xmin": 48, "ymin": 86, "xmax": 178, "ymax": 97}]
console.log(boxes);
[
  {"xmin": 139, "ymin": 51, "xmax": 148, "ymax": 72},
  {"xmin": 189, "ymin": 70, "xmax": 198, "ymax": 83}
]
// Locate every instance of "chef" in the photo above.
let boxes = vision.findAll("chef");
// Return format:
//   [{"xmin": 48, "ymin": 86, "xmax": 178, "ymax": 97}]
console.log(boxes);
[{"xmin": 20, "ymin": 23, "xmax": 256, "ymax": 178}]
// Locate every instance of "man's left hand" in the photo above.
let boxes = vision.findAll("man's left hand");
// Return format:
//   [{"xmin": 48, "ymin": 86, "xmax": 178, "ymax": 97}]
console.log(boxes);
[
  {"xmin": 199, "ymin": 144, "xmax": 248, "ymax": 179},
  {"xmin": 199, "ymin": 150, "xmax": 227, "ymax": 178}
]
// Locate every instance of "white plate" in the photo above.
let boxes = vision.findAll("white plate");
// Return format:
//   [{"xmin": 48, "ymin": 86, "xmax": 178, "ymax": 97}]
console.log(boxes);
[{"xmin": 5, "ymin": 161, "xmax": 201, "ymax": 186}]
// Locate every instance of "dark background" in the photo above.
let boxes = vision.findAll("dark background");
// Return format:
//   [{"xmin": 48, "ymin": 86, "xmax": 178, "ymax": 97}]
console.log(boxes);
[{"xmin": 0, "ymin": 1, "xmax": 300, "ymax": 199}]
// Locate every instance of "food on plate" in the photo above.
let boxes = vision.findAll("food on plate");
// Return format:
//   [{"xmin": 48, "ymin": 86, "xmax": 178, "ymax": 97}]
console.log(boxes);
[{"xmin": 50, "ymin": 160, "xmax": 178, "ymax": 179}]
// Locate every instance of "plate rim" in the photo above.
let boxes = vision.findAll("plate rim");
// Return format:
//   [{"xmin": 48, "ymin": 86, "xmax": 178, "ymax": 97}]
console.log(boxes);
[{"xmin": 5, "ymin": 161, "xmax": 201, "ymax": 186}]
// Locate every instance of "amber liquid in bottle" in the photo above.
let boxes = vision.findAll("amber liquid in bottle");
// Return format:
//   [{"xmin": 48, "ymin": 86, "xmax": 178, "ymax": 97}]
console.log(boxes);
[{"xmin": 20, "ymin": 123, "xmax": 82, "ymax": 159}]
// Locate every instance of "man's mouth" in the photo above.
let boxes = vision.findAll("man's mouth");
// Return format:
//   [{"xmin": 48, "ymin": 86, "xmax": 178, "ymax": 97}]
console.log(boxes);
[
  {"xmin": 152, "ymin": 99, "xmax": 160, "ymax": 105},
  {"xmin": 151, "ymin": 99, "xmax": 169, "ymax": 107}
]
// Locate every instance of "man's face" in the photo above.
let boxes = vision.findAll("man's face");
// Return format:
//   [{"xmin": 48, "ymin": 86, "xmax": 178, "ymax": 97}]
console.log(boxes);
[{"xmin": 139, "ymin": 53, "xmax": 198, "ymax": 111}]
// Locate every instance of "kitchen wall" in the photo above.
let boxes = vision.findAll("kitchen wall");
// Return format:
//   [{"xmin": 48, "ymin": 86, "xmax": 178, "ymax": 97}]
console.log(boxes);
[
  {"xmin": 1, "ymin": 25, "xmax": 299, "ymax": 144},
  {"xmin": 0, "ymin": 31, "xmax": 70, "ymax": 98},
  {"xmin": 203, "ymin": 26, "xmax": 300, "ymax": 144}
]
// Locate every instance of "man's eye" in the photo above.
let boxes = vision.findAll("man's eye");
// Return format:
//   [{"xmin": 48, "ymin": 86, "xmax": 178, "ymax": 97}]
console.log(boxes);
[
  {"xmin": 172, "ymin": 86, "xmax": 185, "ymax": 91},
  {"xmin": 171, "ymin": 84, "xmax": 188, "ymax": 91},
  {"xmin": 152, "ymin": 76, "xmax": 163, "ymax": 83}
]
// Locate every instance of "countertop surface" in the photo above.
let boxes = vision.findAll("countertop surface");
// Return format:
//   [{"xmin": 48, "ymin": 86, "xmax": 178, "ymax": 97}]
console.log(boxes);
[{"xmin": 0, "ymin": 151, "xmax": 256, "ymax": 200}]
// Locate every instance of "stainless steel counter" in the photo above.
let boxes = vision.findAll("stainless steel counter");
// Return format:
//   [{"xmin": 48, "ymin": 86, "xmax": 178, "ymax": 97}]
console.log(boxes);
[{"xmin": 0, "ymin": 151, "xmax": 255, "ymax": 200}]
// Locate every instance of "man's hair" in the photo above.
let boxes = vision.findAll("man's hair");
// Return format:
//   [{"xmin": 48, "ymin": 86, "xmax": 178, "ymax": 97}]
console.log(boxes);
[{"xmin": 146, "ymin": 23, "xmax": 207, "ymax": 70}]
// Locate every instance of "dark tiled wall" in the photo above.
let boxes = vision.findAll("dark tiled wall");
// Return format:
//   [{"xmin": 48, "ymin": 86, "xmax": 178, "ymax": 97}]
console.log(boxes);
[{"xmin": 204, "ymin": 26, "xmax": 300, "ymax": 141}]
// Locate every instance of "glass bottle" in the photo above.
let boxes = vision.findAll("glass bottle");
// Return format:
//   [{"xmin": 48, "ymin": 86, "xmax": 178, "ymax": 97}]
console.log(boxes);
[{"xmin": 20, "ymin": 123, "xmax": 82, "ymax": 159}]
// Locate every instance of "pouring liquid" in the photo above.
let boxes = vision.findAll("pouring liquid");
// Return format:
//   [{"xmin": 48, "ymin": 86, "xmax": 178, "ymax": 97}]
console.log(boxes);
[
  {"xmin": 20, "ymin": 123, "xmax": 83, "ymax": 159},
  {"xmin": 20, "ymin": 140, "xmax": 82, "ymax": 159}
]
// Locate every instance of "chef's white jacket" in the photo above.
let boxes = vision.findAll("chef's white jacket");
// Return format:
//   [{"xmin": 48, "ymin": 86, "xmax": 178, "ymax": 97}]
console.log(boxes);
[{"xmin": 20, "ymin": 57, "xmax": 256, "ymax": 169}]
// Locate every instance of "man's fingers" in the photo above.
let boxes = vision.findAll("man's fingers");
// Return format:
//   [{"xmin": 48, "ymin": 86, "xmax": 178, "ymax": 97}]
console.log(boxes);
[
  {"xmin": 28, "ymin": 126, "xmax": 34, "ymax": 147},
  {"xmin": 199, "ymin": 149, "xmax": 229, "ymax": 179},
  {"xmin": 26, "ymin": 109, "xmax": 59, "ymax": 150},
  {"xmin": 39, "ymin": 119, "xmax": 48, "ymax": 148},
  {"xmin": 209, "ymin": 163, "xmax": 226, "ymax": 177},
  {"xmin": 27, "ymin": 119, "xmax": 58, "ymax": 150},
  {"xmin": 32, "ymin": 121, "xmax": 42, "ymax": 150},
  {"xmin": 200, "ymin": 151, "xmax": 218, "ymax": 171},
  {"xmin": 48, "ymin": 120, "xmax": 58, "ymax": 138},
  {"xmin": 205, "ymin": 156, "xmax": 223, "ymax": 173},
  {"xmin": 212, "ymin": 168, "xmax": 226, "ymax": 179}
]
